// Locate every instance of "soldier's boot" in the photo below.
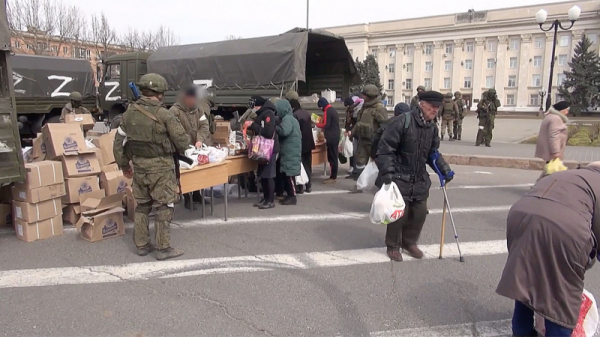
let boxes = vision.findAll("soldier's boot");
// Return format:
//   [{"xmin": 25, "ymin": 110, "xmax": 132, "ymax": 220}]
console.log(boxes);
[
  {"xmin": 449, "ymin": 134, "xmax": 455, "ymax": 141},
  {"xmin": 137, "ymin": 244, "xmax": 157, "ymax": 257},
  {"xmin": 476, "ymin": 129, "xmax": 485, "ymax": 146},
  {"xmin": 453, "ymin": 124, "xmax": 458, "ymax": 139},
  {"xmin": 457, "ymin": 127, "xmax": 462, "ymax": 141},
  {"xmin": 183, "ymin": 194, "xmax": 197, "ymax": 210},
  {"xmin": 156, "ymin": 247, "xmax": 184, "ymax": 261}
]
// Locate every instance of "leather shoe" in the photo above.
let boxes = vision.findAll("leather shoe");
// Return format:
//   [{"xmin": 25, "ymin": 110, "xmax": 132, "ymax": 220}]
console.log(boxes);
[
  {"xmin": 387, "ymin": 249, "xmax": 403, "ymax": 262},
  {"xmin": 404, "ymin": 245, "xmax": 424, "ymax": 259}
]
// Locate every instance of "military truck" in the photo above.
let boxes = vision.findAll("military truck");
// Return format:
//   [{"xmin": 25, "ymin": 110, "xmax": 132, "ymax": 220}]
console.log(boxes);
[
  {"xmin": 0, "ymin": 0, "xmax": 25, "ymax": 184},
  {"xmin": 98, "ymin": 28, "xmax": 359, "ymax": 127},
  {"xmin": 12, "ymin": 54, "xmax": 97, "ymax": 138}
]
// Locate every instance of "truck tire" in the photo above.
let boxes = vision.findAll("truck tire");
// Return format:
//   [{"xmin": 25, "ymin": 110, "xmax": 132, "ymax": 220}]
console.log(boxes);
[{"xmin": 110, "ymin": 114, "xmax": 123, "ymax": 129}]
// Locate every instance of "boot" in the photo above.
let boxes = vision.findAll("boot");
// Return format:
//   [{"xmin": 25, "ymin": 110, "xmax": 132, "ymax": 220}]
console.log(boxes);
[
  {"xmin": 485, "ymin": 143, "xmax": 491, "ymax": 147},
  {"xmin": 453, "ymin": 134, "xmax": 457, "ymax": 140},
  {"xmin": 449, "ymin": 137, "xmax": 455, "ymax": 141},
  {"xmin": 387, "ymin": 249, "xmax": 403, "ymax": 262},
  {"xmin": 137, "ymin": 244, "xmax": 156, "ymax": 257},
  {"xmin": 457, "ymin": 135, "xmax": 461, "ymax": 141},
  {"xmin": 305, "ymin": 184, "xmax": 312, "ymax": 193},
  {"xmin": 183, "ymin": 194, "xmax": 197, "ymax": 210},
  {"xmin": 404, "ymin": 245, "xmax": 424, "ymax": 259},
  {"xmin": 323, "ymin": 178, "xmax": 337, "ymax": 185},
  {"xmin": 258, "ymin": 202, "xmax": 275, "ymax": 210},
  {"xmin": 156, "ymin": 247, "xmax": 184, "ymax": 261},
  {"xmin": 296, "ymin": 186, "xmax": 304, "ymax": 195},
  {"xmin": 441, "ymin": 135, "xmax": 444, "ymax": 141},
  {"xmin": 253, "ymin": 199, "xmax": 266, "ymax": 207},
  {"xmin": 281, "ymin": 196, "xmax": 297, "ymax": 205}
]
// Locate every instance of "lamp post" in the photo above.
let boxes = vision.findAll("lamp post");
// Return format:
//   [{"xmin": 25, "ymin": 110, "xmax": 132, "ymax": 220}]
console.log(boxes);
[
  {"xmin": 306, "ymin": 0, "xmax": 309, "ymax": 29},
  {"xmin": 536, "ymin": 5, "xmax": 580, "ymax": 111},
  {"xmin": 538, "ymin": 89, "xmax": 546, "ymax": 116}
]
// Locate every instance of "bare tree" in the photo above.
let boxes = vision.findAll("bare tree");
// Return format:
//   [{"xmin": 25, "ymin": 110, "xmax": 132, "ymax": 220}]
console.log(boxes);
[
  {"xmin": 225, "ymin": 35, "xmax": 243, "ymax": 41},
  {"xmin": 120, "ymin": 28, "xmax": 140, "ymax": 52},
  {"xmin": 120, "ymin": 26, "xmax": 180, "ymax": 52},
  {"xmin": 54, "ymin": 3, "xmax": 83, "ymax": 57},
  {"xmin": 91, "ymin": 12, "xmax": 117, "ymax": 56},
  {"xmin": 152, "ymin": 25, "xmax": 179, "ymax": 50},
  {"xmin": 7, "ymin": 0, "xmax": 57, "ymax": 55}
]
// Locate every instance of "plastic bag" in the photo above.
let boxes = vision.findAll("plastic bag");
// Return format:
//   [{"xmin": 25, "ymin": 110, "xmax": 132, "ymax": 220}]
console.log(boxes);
[
  {"xmin": 208, "ymin": 147, "xmax": 228, "ymax": 163},
  {"xmin": 536, "ymin": 289, "xmax": 598, "ymax": 337},
  {"xmin": 357, "ymin": 160, "xmax": 379, "ymax": 192},
  {"xmin": 342, "ymin": 135, "xmax": 353, "ymax": 158},
  {"xmin": 544, "ymin": 158, "xmax": 567, "ymax": 175},
  {"xmin": 369, "ymin": 182, "xmax": 406, "ymax": 225},
  {"xmin": 296, "ymin": 163, "xmax": 309, "ymax": 185}
]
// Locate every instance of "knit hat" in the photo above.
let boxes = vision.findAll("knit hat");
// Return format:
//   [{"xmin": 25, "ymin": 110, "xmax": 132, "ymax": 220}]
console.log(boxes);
[
  {"xmin": 552, "ymin": 101, "xmax": 570, "ymax": 111},
  {"xmin": 394, "ymin": 102, "xmax": 411, "ymax": 116},
  {"xmin": 285, "ymin": 90, "xmax": 299, "ymax": 101},
  {"xmin": 343, "ymin": 97, "xmax": 354, "ymax": 106},
  {"xmin": 317, "ymin": 97, "xmax": 329, "ymax": 108},
  {"xmin": 249, "ymin": 95, "xmax": 266, "ymax": 108}
]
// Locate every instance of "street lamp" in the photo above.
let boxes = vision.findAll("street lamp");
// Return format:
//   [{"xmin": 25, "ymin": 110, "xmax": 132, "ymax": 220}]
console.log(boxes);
[
  {"xmin": 536, "ymin": 5, "xmax": 581, "ymax": 111},
  {"xmin": 538, "ymin": 89, "xmax": 547, "ymax": 116}
]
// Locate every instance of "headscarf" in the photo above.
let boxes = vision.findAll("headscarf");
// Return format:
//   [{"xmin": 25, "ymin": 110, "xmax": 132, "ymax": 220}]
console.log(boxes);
[{"xmin": 274, "ymin": 99, "xmax": 293, "ymax": 118}]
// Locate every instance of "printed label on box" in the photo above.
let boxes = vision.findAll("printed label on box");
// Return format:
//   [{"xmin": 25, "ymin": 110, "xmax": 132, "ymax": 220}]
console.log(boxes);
[
  {"xmin": 41, "ymin": 141, "xmax": 46, "ymax": 154},
  {"xmin": 117, "ymin": 180, "xmax": 128, "ymax": 194},
  {"xmin": 102, "ymin": 218, "xmax": 118, "ymax": 238},
  {"xmin": 19, "ymin": 191, "xmax": 26, "ymax": 199},
  {"xmin": 63, "ymin": 136, "xmax": 79, "ymax": 152},
  {"xmin": 78, "ymin": 182, "xmax": 93, "ymax": 195},
  {"xmin": 15, "ymin": 206, "xmax": 22, "ymax": 219},
  {"xmin": 75, "ymin": 158, "xmax": 92, "ymax": 173},
  {"xmin": 17, "ymin": 224, "xmax": 23, "ymax": 237}
]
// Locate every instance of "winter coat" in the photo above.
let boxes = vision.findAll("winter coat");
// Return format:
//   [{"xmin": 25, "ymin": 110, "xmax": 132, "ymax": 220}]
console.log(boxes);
[
  {"xmin": 496, "ymin": 166, "xmax": 600, "ymax": 329},
  {"xmin": 376, "ymin": 109, "xmax": 450, "ymax": 201},
  {"xmin": 293, "ymin": 107, "xmax": 315, "ymax": 154},
  {"xmin": 275, "ymin": 99, "xmax": 301, "ymax": 176},
  {"xmin": 316, "ymin": 104, "xmax": 340, "ymax": 144},
  {"xmin": 169, "ymin": 102, "xmax": 210, "ymax": 146},
  {"xmin": 535, "ymin": 107, "xmax": 568, "ymax": 162},
  {"xmin": 372, "ymin": 103, "xmax": 411, "ymax": 159},
  {"xmin": 249, "ymin": 100, "xmax": 280, "ymax": 157},
  {"xmin": 352, "ymin": 97, "xmax": 388, "ymax": 143}
]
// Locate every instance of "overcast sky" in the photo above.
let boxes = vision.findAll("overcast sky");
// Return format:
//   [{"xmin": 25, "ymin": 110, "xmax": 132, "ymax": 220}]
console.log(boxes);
[{"xmin": 60, "ymin": 0, "xmax": 568, "ymax": 44}]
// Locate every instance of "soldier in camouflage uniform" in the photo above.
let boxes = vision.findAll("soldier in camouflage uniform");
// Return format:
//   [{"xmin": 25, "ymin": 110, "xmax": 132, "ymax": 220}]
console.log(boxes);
[
  {"xmin": 113, "ymin": 73, "xmax": 190, "ymax": 260},
  {"xmin": 453, "ymin": 91, "xmax": 467, "ymax": 140},
  {"xmin": 60, "ymin": 91, "xmax": 91, "ymax": 122},
  {"xmin": 409, "ymin": 85, "xmax": 426, "ymax": 111},
  {"xmin": 351, "ymin": 84, "xmax": 388, "ymax": 177},
  {"xmin": 439, "ymin": 92, "xmax": 458, "ymax": 141},
  {"xmin": 476, "ymin": 89, "xmax": 501, "ymax": 147},
  {"xmin": 199, "ymin": 96, "xmax": 216, "ymax": 141}
]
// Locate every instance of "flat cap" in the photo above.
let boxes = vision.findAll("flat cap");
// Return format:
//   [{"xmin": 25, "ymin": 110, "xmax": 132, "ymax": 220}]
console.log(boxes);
[
  {"xmin": 418, "ymin": 91, "xmax": 444, "ymax": 107},
  {"xmin": 553, "ymin": 101, "xmax": 570, "ymax": 111}
]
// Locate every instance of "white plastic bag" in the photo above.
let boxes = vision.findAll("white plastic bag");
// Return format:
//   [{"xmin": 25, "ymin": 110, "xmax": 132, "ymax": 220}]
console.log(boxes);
[
  {"xmin": 296, "ymin": 163, "xmax": 309, "ymax": 185},
  {"xmin": 357, "ymin": 160, "xmax": 379, "ymax": 192},
  {"xmin": 208, "ymin": 147, "xmax": 228, "ymax": 163},
  {"xmin": 321, "ymin": 89, "xmax": 336, "ymax": 103},
  {"xmin": 338, "ymin": 134, "xmax": 353, "ymax": 158},
  {"xmin": 369, "ymin": 182, "xmax": 406, "ymax": 225}
]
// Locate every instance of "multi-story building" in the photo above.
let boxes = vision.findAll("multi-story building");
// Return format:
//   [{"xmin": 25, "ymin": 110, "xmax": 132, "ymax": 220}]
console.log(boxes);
[{"xmin": 324, "ymin": 0, "xmax": 600, "ymax": 112}]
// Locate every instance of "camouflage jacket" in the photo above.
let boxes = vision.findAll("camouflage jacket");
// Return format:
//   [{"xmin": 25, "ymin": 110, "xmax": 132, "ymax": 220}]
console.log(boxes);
[
  {"xmin": 477, "ymin": 98, "xmax": 501, "ymax": 118},
  {"xmin": 199, "ymin": 99, "xmax": 216, "ymax": 135},
  {"xmin": 454, "ymin": 98, "xmax": 467, "ymax": 119},
  {"xmin": 410, "ymin": 95, "xmax": 420, "ymax": 110},
  {"xmin": 169, "ymin": 102, "xmax": 210, "ymax": 145},
  {"xmin": 60, "ymin": 102, "xmax": 91, "ymax": 123},
  {"xmin": 114, "ymin": 96, "xmax": 190, "ymax": 173},
  {"xmin": 440, "ymin": 99, "xmax": 458, "ymax": 120},
  {"xmin": 352, "ymin": 98, "xmax": 388, "ymax": 141}
]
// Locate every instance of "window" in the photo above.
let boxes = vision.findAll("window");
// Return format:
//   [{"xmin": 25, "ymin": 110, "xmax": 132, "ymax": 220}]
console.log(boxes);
[
  {"xmin": 406, "ymin": 46, "xmax": 414, "ymax": 56},
  {"xmin": 487, "ymin": 58, "xmax": 495, "ymax": 69},
  {"xmin": 388, "ymin": 79, "xmax": 395, "ymax": 90},
  {"xmin": 387, "ymin": 96, "xmax": 394, "ymax": 106},
  {"xmin": 530, "ymin": 94, "xmax": 539, "ymax": 106},
  {"xmin": 425, "ymin": 62, "xmax": 433, "ymax": 72},
  {"xmin": 588, "ymin": 34, "xmax": 598, "ymax": 45},
  {"xmin": 13, "ymin": 40, "xmax": 19, "ymax": 48},
  {"xmin": 510, "ymin": 38, "xmax": 519, "ymax": 51},
  {"xmin": 466, "ymin": 41, "xmax": 474, "ymax": 52},
  {"xmin": 445, "ymin": 43, "xmax": 453, "ymax": 54},
  {"xmin": 464, "ymin": 59, "xmax": 473, "ymax": 70},
  {"xmin": 557, "ymin": 73, "xmax": 566, "ymax": 86},
  {"xmin": 26, "ymin": 44, "xmax": 32, "ymax": 50},
  {"xmin": 535, "ymin": 37, "xmax": 544, "ymax": 49},
  {"xmin": 533, "ymin": 56, "xmax": 542, "ymax": 67},
  {"xmin": 404, "ymin": 96, "xmax": 411, "ymax": 104},
  {"xmin": 107, "ymin": 64, "xmax": 121, "ymax": 79},
  {"xmin": 85, "ymin": 49, "xmax": 91, "ymax": 59},
  {"xmin": 406, "ymin": 63, "xmax": 413, "ymax": 72},
  {"xmin": 558, "ymin": 54, "xmax": 568, "ymax": 66},
  {"xmin": 509, "ymin": 57, "xmax": 518, "ymax": 68},
  {"xmin": 389, "ymin": 47, "xmax": 396, "ymax": 58},
  {"xmin": 51, "ymin": 45, "xmax": 58, "ymax": 52},
  {"xmin": 388, "ymin": 64, "xmax": 395, "ymax": 73},
  {"xmin": 62, "ymin": 46, "xmax": 68, "ymax": 55},
  {"xmin": 506, "ymin": 94, "xmax": 515, "ymax": 105},
  {"xmin": 425, "ymin": 44, "xmax": 433, "ymax": 55},
  {"xmin": 532, "ymin": 74, "xmax": 541, "ymax": 87},
  {"xmin": 487, "ymin": 40, "xmax": 496, "ymax": 52},
  {"xmin": 486, "ymin": 76, "xmax": 494, "ymax": 88},
  {"xmin": 444, "ymin": 61, "xmax": 452, "ymax": 71},
  {"xmin": 559, "ymin": 35, "xmax": 570, "ymax": 47},
  {"xmin": 444, "ymin": 78, "xmax": 451, "ymax": 89},
  {"xmin": 508, "ymin": 75, "xmax": 517, "ymax": 87},
  {"xmin": 405, "ymin": 79, "xmax": 412, "ymax": 90},
  {"xmin": 464, "ymin": 77, "xmax": 472, "ymax": 88},
  {"xmin": 424, "ymin": 78, "xmax": 431, "ymax": 89}
]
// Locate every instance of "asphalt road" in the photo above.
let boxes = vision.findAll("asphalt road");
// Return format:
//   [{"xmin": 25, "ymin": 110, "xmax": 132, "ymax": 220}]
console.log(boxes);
[{"xmin": 2, "ymin": 164, "xmax": 599, "ymax": 337}]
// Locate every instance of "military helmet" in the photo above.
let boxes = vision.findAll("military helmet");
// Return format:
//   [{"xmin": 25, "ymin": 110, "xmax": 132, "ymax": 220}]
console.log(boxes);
[
  {"xmin": 137, "ymin": 73, "xmax": 168, "ymax": 93},
  {"xmin": 69, "ymin": 91, "xmax": 83, "ymax": 101},
  {"xmin": 454, "ymin": 91, "xmax": 462, "ymax": 98},
  {"xmin": 417, "ymin": 85, "xmax": 426, "ymax": 92},
  {"xmin": 445, "ymin": 92, "xmax": 453, "ymax": 98},
  {"xmin": 362, "ymin": 84, "xmax": 380, "ymax": 97},
  {"xmin": 488, "ymin": 88, "xmax": 497, "ymax": 95}
]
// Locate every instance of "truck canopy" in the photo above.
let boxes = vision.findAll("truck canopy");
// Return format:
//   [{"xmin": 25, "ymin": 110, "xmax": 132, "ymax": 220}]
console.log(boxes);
[
  {"xmin": 147, "ymin": 29, "xmax": 360, "ymax": 91},
  {"xmin": 12, "ymin": 54, "xmax": 95, "ymax": 98}
]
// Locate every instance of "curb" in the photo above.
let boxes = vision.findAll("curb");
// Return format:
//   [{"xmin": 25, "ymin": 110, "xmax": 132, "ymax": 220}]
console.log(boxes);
[{"xmin": 444, "ymin": 154, "xmax": 589, "ymax": 170}]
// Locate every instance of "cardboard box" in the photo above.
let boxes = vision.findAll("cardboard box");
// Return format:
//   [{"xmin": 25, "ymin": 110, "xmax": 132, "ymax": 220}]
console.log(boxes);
[
  {"xmin": 12, "ymin": 183, "xmax": 66, "ymax": 203},
  {"xmin": 80, "ymin": 193, "xmax": 123, "ymax": 213},
  {"xmin": 86, "ymin": 130, "xmax": 105, "ymax": 137},
  {"xmin": 0, "ymin": 204, "xmax": 11, "ymax": 227},
  {"xmin": 213, "ymin": 121, "xmax": 232, "ymax": 146},
  {"xmin": 15, "ymin": 161, "xmax": 64, "ymax": 190},
  {"xmin": 61, "ymin": 152, "xmax": 101, "ymax": 178},
  {"xmin": 88, "ymin": 148, "xmax": 104, "ymax": 168},
  {"xmin": 63, "ymin": 177, "xmax": 100, "ymax": 204},
  {"xmin": 31, "ymin": 133, "xmax": 46, "ymax": 161},
  {"xmin": 80, "ymin": 189, "xmax": 106, "ymax": 204},
  {"xmin": 65, "ymin": 114, "xmax": 95, "ymax": 130},
  {"xmin": 124, "ymin": 187, "xmax": 136, "ymax": 221},
  {"xmin": 91, "ymin": 129, "xmax": 116, "ymax": 165},
  {"xmin": 15, "ymin": 215, "xmax": 63, "ymax": 242},
  {"xmin": 101, "ymin": 163, "xmax": 119, "ymax": 173},
  {"xmin": 100, "ymin": 171, "xmax": 131, "ymax": 196},
  {"xmin": 41, "ymin": 123, "xmax": 86, "ymax": 159},
  {"xmin": 77, "ymin": 207, "xmax": 125, "ymax": 242},
  {"xmin": 13, "ymin": 198, "xmax": 62, "ymax": 223},
  {"xmin": 63, "ymin": 204, "xmax": 81, "ymax": 225}
]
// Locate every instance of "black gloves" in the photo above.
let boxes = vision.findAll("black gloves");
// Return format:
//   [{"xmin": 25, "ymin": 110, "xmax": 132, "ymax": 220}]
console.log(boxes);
[{"xmin": 382, "ymin": 174, "xmax": 393, "ymax": 185}]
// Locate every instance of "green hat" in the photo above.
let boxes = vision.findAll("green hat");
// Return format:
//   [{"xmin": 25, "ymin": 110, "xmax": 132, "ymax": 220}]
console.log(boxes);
[
  {"xmin": 137, "ymin": 73, "xmax": 168, "ymax": 93},
  {"xmin": 285, "ymin": 90, "xmax": 299, "ymax": 101},
  {"xmin": 361, "ymin": 84, "xmax": 379, "ymax": 97},
  {"xmin": 417, "ymin": 85, "xmax": 426, "ymax": 92},
  {"xmin": 69, "ymin": 91, "xmax": 83, "ymax": 101}
]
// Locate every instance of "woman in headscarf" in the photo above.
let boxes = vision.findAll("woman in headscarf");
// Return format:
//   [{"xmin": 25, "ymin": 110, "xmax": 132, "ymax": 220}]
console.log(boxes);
[
  {"xmin": 535, "ymin": 101, "xmax": 570, "ymax": 178},
  {"xmin": 496, "ymin": 162, "xmax": 600, "ymax": 337},
  {"xmin": 274, "ymin": 99, "xmax": 301, "ymax": 205}
]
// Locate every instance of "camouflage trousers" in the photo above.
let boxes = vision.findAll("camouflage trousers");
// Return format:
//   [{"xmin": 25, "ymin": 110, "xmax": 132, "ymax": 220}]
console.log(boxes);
[
  {"xmin": 355, "ymin": 139, "xmax": 372, "ymax": 168},
  {"xmin": 132, "ymin": 169, "xmax": 179, "ymax": 250},
  {"xmin": 476, "ymin": 115, "xmax": 495, "ymax": 146},
  {"xmin": 441, "ymin": 119, "xmax": 453, "ymax": 138},
  {"xmin": 453, "ymin": 118, "xmax": 463, "ymax": 139}
]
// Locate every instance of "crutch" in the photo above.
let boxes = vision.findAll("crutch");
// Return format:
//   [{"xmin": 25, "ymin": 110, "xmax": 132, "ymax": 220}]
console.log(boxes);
[{"xmin": 430, "ymin": 152, "xmax": 464, "ymax": 262}]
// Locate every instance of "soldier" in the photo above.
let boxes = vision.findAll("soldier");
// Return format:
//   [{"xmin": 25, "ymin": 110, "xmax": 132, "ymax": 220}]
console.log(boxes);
[
  {"xmin": 113, "ymin": 73, "xmax": 190, "ymax": 261},
  {"xmin": 476, "ymin": 89, "xmax": 501, "ymax": 147},
  {"xmin": 453, "ymin": 91, "xmax": 467, "ymax": 140},
  {"xmin": 351, "ymin": 84, "xmax": 388, "ymax": 178},
  {"xmin": 60, "ymin": 91, "xmax": 90, "ymax": 123},
  {"xmin": 199, "ymin": 95, "xmax": 216, "ymax": 143},
  {"xmin": 169, "ymin": 86, "xmax": 210, "ymax": 210},
  {"xmin": 409, "ymin": 85, "xmax": 426, "ymax": 110},
  {"xmin": 439, "ymin": 92, "xmax": 458, "ymax": 141}
]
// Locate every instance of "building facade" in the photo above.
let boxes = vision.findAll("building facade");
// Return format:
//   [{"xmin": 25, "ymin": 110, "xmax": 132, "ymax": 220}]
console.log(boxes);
[{"xmin": 324, "ymin": 0, "xmax": 600, "ymax": 112}]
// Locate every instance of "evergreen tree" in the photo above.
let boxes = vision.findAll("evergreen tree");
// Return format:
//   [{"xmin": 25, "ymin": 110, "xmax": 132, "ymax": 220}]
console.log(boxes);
[
  {"xmin": 558, "ymin": 36, "xmax": 600, "ymax": 114},
  {"xmin": 350, "ymin": 54, "xmax": 385, "ymax": 98}
]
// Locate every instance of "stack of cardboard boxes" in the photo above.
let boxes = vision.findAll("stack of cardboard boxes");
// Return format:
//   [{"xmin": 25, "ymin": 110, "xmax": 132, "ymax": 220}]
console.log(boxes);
[{"xmin": 213, "ymin": 121, "xmax": 232, "ymax": 146}]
